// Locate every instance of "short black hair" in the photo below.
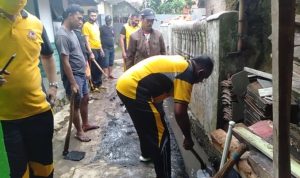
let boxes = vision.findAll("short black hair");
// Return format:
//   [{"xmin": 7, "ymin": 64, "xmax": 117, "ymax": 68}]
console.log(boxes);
[
  {"xmin": 88, "ymin": 8, "xmax": 98, "ymax": 15},
  {"xmin": 63, "ymin": 4, "xmax": 84, "ymax": 19},
  {"xmin": 191, "ymin": 55, "xmax": 214, "ymax": 75},
  {"xmin": 131, "ymin": 13, "xmax": 139, "ymax": 18}
]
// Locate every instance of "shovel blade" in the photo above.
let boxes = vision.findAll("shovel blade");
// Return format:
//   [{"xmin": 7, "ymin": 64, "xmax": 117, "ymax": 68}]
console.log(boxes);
[{"xmin": 63, "ymin": 151, "xmax": 85, "ymax": 161}]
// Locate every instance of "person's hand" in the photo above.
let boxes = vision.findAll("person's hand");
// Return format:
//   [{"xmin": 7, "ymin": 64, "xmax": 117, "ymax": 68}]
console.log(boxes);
[
  {"xmin": 47, "ymin": 86, "xmax": 57, "ymax": 107},
  {"xmin": 122, "ymin": 51, "xmax": 127, "ymax": 59},
  {"xmin": 89, "ymin": 52, "xmax": 95, "ymax": 60},
  {"xmin": 71, "ymin": 83, "xmax": 79, "ymax": 94},
  {"xmin": 86, "ymin": 75, "xmax": 91, "ymax": 80},
  {"xmin": 100, "ymin": 50, "xmax": 105, "ymax": 57},
  {"xmin": 0, "ymin": 70, "xmax": 10, "ymax": 87},
  {"xmin": 183, "ymin": 137, "xmax": 194, "ymax": 150}
]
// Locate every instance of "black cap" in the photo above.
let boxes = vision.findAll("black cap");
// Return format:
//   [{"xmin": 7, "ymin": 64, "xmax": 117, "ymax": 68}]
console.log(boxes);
[
  {"xmin": 140, "ymin": 8, "xmax": 156, "ymax": 20},
  {"xmin": 105, "ymin": 15, "xmax": 112, "ymax": 22}
]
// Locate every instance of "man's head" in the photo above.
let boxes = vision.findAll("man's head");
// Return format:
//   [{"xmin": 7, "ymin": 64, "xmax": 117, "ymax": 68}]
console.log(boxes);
[
  {"xmin": 87, "ymin": 8, "xmax": 98, "ymax": 23},
  {"xmin": 140, "ymin": 8, "xmax": 155, "ymax": 32},
  {"xmin": 105, "ymin": 15, "xmax": 112, "ymax": 26},
  {"xmin": 130, "ymin": 13, "xmax": 139, "ymax": 27},
  {"xmin": 190, "ymin": 55, "xmax": 214, "ymax": 83},
  {"xmin": 0, "ymin": 0, "xmax": 27, "ymax": 15},
  {"xmin": 63, "ymin": 4, "xmax": 84, "ymax": 30}
]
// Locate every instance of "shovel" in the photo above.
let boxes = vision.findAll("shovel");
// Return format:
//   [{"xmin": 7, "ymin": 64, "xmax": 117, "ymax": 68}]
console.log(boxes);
[
  {"xmin": 62, "ymin": 92, "xmax": 85, "ymax": 161},
  {"xmin": 191, "ymin": 148, "xmax": 216, "ymax": 178}
]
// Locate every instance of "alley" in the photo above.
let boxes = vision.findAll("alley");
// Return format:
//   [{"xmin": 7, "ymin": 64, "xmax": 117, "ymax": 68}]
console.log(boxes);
[{"xmin": 52, "ymin": 59, "xmax": 188, "ymax": 178}]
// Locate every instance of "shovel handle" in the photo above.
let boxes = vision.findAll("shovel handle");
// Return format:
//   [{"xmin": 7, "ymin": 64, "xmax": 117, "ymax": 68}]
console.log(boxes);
[
  {"xmin": 213, "ymin": 143, "xmax": 247, "ymax": 178},
  {"xmin": 191, "ymin": 148, "xmax": 206, "ymax": 170},
  {"xmin": 63, "ymin": 92, "xmax": 76, "ymax": 155}
]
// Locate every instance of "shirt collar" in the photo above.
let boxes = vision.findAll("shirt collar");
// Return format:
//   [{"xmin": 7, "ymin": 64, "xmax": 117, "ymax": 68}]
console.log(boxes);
[{"xmin": 20, "ymin": 9, "xmax": 28, "ymax": 19}]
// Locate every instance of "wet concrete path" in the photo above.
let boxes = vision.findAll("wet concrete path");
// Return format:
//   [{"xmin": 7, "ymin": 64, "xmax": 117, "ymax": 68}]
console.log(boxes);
[{"xmin": 52, "ymin": 60, "xmax": 188, "ymax": 178}]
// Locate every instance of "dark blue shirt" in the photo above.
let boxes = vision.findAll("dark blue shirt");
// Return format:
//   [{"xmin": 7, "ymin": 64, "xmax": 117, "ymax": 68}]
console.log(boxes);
[{"xmin": 100, "ymin": 25, "xmax": 114, "ymax": 48}]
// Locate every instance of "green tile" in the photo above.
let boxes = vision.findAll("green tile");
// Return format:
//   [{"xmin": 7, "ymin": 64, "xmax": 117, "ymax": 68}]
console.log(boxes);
[{"xmin": 0, "ymin": 123, "xmax": 10, "ymax": 178}]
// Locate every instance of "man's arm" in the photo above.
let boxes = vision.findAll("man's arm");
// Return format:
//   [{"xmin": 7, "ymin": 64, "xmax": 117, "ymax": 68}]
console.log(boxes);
[
  {"xmin": 174, "ymin": 102, "xmax": 194, "ymax": 150},
  {"xmin": 61, "ymin": 54, "xmax": 79, "ymax": 93},
  {"xmin": 82, "ymin": 24, "xmax": 95, "ymax": 60},
  {"xmin": 159, "ymin": 34, "xmax": 166, "ymax": 55},
  {"xmin": 40, "ymin": 27, "xmax": 57, "ymax": 102},
  {"xmin": 40, "ymin": 55, "xmax": 57, "ymax": 84},
  {"xmin": 125, "ymin": 34, "xmax": 137, "ymax": 70},
  {"xmin": 119, "ymin": 26, "xmax": 127, "ymax": 59},
  {"xmin": 84, "ymin": 35, "xmax": 95, "ymax": 60}
]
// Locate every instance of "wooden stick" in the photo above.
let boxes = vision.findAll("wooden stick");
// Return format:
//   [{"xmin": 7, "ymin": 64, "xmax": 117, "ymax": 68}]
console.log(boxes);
[
  {"xmin": 243, "ymin": 67, "xmax": 272, "ymax": 80},
  {"xmin": 213, "ymin": 143, "xmax": 247, "ymax": 178},
  {"xmin": 92, "ymin": 59, "xmax": 108, "ymax": 78}
]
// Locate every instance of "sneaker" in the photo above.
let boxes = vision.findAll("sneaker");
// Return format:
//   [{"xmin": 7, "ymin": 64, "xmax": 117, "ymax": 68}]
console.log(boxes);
[{"xmin": 139, "ymin": 156, "xmax": 151, "ymax": 162}]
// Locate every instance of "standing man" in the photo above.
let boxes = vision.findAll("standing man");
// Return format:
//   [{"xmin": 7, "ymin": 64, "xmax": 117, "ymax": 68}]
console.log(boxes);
[
  {"xmin": 126, "ymin": 8, "xmax": 166, "ymax": 70},
  {"xmin": 119, "ymin": 13, "xmax": 140, "ymax": 71},
  {"xmin": 55, "ymin": 4, "xmax": 99, "ymax": 143},
  {"xmin": 82, "ymin": 8, "xmax": 104, "ymax": 91},
  {"xmin": 116, "ymin": 55, "xmax": 214, "ymax": 178},
  {"xmin": 100, "ymin": 15, "xmax": 115, "ymax": 79},
  {"xmin": 0, "ymin": 0, "xmax": 57, "ymax": 177}
]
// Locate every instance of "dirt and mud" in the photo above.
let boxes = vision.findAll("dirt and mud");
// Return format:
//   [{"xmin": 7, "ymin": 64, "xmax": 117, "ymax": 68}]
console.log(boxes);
[{"xmin": 52, "ymin": 61, "xmax": 188, "ymax": 178}]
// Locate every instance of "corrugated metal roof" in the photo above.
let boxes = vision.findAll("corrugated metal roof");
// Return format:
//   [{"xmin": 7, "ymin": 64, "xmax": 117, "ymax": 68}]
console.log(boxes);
[
  {"xmin": 70, "ymin": 0, "xmax": 100, "ymax": 5},
  {"xmin": 101, "ymin": 0, "xmax": 124, "ymax": 5}
]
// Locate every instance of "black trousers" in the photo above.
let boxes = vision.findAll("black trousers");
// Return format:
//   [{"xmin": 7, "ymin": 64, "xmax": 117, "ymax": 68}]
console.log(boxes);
[
  {"xmin": 1, "ymin": 110, "xmax": 54, "ymax": 178},
  {"xmin": 91, "ymin": 49, "xmax": 103, "ymax": 87},
  {"xmin": 117, "ymin": 91, "xmax": 171, "ymax": 178}
]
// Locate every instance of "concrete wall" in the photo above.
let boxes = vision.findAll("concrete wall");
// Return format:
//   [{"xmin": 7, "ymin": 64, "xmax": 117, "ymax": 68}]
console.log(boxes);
[
  {"xmin": 169, "ymin": 11, "xmax": 238, "ymax": 134},
  {"xmin": 165, "ymin": 11, "xmax": 239, "ymax": 176}
]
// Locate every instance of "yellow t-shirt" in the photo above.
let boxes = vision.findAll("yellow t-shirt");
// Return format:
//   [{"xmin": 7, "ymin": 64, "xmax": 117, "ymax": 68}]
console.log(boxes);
[
  {"xmin": 116, "ymin": 55, "xmax": 194, "ymax": 104},
  {"xmin": 124, "ymin": 23, "xmax": 140, "ymax": 49},
  {"xmin": 0, "ymin": 11, "xmax": 50, "ymax": 120},
  {"xmin": 82, "ymin": 21, "xmax": 101, "ymax": 49}
]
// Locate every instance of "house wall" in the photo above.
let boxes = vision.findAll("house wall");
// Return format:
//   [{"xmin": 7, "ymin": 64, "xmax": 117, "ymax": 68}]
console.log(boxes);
[
  {"xmin": 38, "ymin": 0, "xmax": 55, "ymax": 42},
  {"xmin": 206, "ymin": 0, "xmax": 226, "ymax": 16}
]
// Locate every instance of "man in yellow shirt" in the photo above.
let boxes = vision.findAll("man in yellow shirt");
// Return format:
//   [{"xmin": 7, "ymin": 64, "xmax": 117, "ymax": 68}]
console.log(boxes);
[
  {"xmin": 116, "ymin": 55, "xmax": 214, "ymax": 178},
  {"xmin": 119, "ymin": 13, "xmax": 140, "ymax": 71},
  {"xmin": 0, "ymin": 0, "xmax": 58, "ymax": 177},
  {"xmin": 82, "ymin": 8, "xmax": 104, "ymax": 90}
]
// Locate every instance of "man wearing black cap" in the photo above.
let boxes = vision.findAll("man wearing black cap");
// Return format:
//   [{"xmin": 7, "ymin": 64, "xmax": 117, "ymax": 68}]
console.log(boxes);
[
  {"xmin": 100, "ymin": 15, "xmax": 115, "ymax": 78},
  {"xmin": 126, "ymin": 8, "xmax": 166, "ymax": 70}
]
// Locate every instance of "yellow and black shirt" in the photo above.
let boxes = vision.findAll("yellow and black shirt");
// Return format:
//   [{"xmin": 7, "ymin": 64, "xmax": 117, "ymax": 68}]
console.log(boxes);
[
  {"xmin": 120, "ymin": 23, "xmax": 140, "ymax": 50},
  {"xmin": 116, "ymin": 55, "xmax": 195, "ymax": 104},
  {"xmin": 0, "ymin": 10, "xmax": 53, "ymax": 120}
]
